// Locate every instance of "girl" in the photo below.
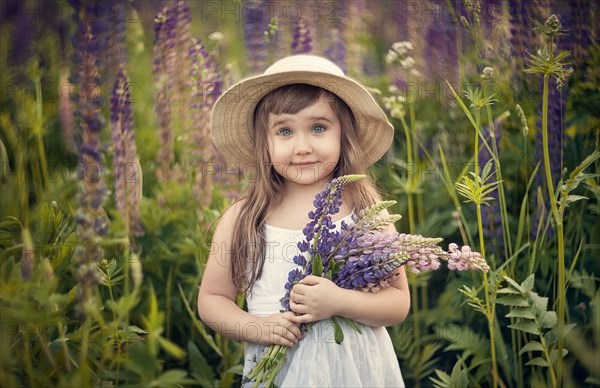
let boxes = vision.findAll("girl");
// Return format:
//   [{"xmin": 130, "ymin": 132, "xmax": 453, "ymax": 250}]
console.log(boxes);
[{"xmin": 198, "ymin": 55, "xmax": 410, "ymax": 387}]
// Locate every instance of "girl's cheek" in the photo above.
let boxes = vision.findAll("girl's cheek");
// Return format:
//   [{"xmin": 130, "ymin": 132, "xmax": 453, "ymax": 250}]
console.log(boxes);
[{"xmin": 324, "ymin": 162, "xmax": 338, "ymax": 174}]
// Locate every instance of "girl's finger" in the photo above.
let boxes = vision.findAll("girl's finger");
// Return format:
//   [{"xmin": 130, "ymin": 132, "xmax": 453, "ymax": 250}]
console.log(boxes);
[
  {"xmin": 289, "ymin": 312, "xmax": 311, "ymax": 324},
  {"xmin": 291, "ymin": 293, "xmax": 305, "ymax": 304},
  {"xmin": 290, "ymin": 301, "xmax": 306, "ymax": 315},
  {"xmin": 300, "ymin": 275, "xmax": 320, "ymax": 285},
  {"xmin": 280, "ymin": 327, "xmax": 295, "ymax": 343},
  {"xmin": 292, "ymin": 284, "xmax": 305, "ymax": 295},
  {"xmin": 277, "ymin": 335, "xmax": 294, "ymax": 347},
  {"xmin": 288, "ymin": 324, "xmax": 304, "ymax": 340}
]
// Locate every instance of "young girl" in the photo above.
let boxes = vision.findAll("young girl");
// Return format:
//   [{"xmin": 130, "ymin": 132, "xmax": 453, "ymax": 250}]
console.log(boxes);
[{"xmin": 198, "ymin": 55, "xmax": 410, "ymax": 387}]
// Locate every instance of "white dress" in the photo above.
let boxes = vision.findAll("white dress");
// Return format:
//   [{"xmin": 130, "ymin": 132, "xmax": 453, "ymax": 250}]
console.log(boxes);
[{"xmin": 242, "ymin": 214, "xmax": 405, "ymax": 387}]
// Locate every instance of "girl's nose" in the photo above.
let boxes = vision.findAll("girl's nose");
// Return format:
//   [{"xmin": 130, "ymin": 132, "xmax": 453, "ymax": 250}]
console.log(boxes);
[{"xmin": 294, "ymin": 134, "xmax": 312, "ymax": 155}]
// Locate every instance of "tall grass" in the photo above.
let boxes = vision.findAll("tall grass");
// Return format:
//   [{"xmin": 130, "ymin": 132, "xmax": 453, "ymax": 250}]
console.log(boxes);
[{"xmin": 0, "ymin": 1, "xmax": 598, "ymax": 387}]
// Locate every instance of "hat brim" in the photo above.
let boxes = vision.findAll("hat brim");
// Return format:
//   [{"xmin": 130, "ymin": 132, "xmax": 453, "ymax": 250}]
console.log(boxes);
[{"xmin": 211, "ymin": 69, "xmax": 393, "ymax": 167}]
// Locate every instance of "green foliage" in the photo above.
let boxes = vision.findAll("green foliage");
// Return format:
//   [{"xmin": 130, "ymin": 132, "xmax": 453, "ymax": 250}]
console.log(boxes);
[
  {"xmin": 0, "ymin": 2, "xmax": 598, "ymax": 387},
  {"xmin": 390, "ymin": 324, "xmax": 443, "ymax": 385},
  {"xmin": 430, "ymin": 360, "xmax": 470, "ymax": 388},
  {"xmin": 455, "ymin": 160, "xmax": 501, "ymax": 206},
  {"xmin": 496, "ymin": 274, "xmax": 576, "ymax": 386}
]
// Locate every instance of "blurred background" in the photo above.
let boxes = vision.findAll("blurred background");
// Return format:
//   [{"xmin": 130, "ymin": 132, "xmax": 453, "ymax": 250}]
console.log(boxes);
[{"xmin": 0, "ymin": 0, "xmax": 598, "ymax": 387}]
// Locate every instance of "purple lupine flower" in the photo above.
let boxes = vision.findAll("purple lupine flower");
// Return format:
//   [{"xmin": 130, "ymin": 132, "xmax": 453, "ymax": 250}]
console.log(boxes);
[
  {"xmin": 189, "ymin": 36, "xmax": 223, "ymax": 208},
  {"xmin": 291, "ymin": 17, "xmax": 313, "ymax": 55},
  {"xmin": 280, "ymin": 174, "xmax": 490, "ymax": 310},
  {"xmin": 481, "ymin": 0, "xmax": 502, "ymax": 45},
  {"xmin": 71, "ymin": 6, "xmax": 109, "ymax": 316},
  {"xmin": 446, "ymin": 243, "xmax": 488, "ymax": 272},
  {"xmin": 333, "ymin": 231, "xmax": 403, "ymax": 290},
  {"xmin": 153, "ymin": 7, "xmax": 175, "ymax": 185},
  {"xmin": 173, "ymin": 0, "xmax": 192, "ymax": 113},
  {"xmin": 508, "ymin": 0, "xmax": 533, "ymax": 88},
  {"xmin": 568, "ymin": 0, "xmax": 592, "ymax": 79},
  {"xmin": 280, "ymin": 175, "xmax": 365, "ymax": 309},
  {"xmin": 73, "ymin": 20, "xmax": 109, "ymax": 240},
  {"xmin": 104, "ymin": 1, "xmax": 128, "ymax": 83},
  {"xmin": 111, "ymin": 68, "xmax": 143, "ymax": 237},
  {"xmin": 9, "ymin": 4, "xmax": 35, "ymax": 67},
  {"xmin": 423, "ymin": 10, "xmax": 458, "ymax": 87},
  {"xmin": 343, "ymin": 0, "xmax": 367, "ymax": 75},
  {"xmin": 324, "ymin": 27, "xmax": 347, "ymax": 73},
  {"xmin": 244, "ymin": 0, "xmax": 270, "ymax": 73}
]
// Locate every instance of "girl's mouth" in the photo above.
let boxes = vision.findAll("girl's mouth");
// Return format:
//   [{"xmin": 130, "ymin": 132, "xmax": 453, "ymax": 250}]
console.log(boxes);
[{"xmin": 291, "ymin": 162, "xmax": 318, "ymax": 169}]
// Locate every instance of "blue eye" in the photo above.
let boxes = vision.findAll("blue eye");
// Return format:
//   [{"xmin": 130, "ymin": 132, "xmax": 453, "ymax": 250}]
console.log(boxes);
[
  {"xmin": 313, "ymin": 124, "xmax": 326, "ymax": 133},
  {"xmin": 278, "ymin": 128, "xmax": 292, "ymax": 136}
]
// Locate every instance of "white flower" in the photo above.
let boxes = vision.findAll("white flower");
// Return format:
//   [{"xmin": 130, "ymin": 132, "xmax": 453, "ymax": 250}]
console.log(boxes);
[
  {"xmin": 208, "ymin": 31, "xmax": 224, "ymax": 43},
  {"xmin": 386, "ymin": 50, "xmax": 398, "ymax": 64}
]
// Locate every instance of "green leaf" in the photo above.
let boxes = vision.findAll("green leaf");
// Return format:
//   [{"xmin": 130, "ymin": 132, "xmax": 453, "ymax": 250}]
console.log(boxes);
[
  {"xmin": 177, "ymin": 284, "xmax": 222, "ymax": 357},
  {"xmin": 544, "ymin": 327, "xmax": 559, "ymax": 345},
  {"xmin": 333, "ymin": 261, "xmax": 345, "ymax": 274},
  {"xmin": 519, "ymin": 341, "xmax": 545, "ymax": 355},
  {"xmin": 312, "ymin": 253, "xmax": 323, "ymax": 276},
  {"xmin": 187, "ymin": 341, "xmax": 215, "ymax": 386},
  {"xmin": 331, "ymin": 316, "xmax": 344, "ymax": 345},
  {"xmin": 154, "ymin": 369, "xmax": 195, "ymax": 387},
  {"xmin": 509, "ymin": 320, "xmax": 540, "ymax": 335},
  {"xmin": 526, "ymin": 357, "xmax": 549, "ymax": 367},
  {"xmin": 521, "ymin": 274, "xmax": 535, "ymax": 292},
  {"xmin": 158, "ymin": 336, "xmax": 186, "ymax": 359},
  {"xmin": 530, "ymin": 293, "xmax": 549, "ymax": 314},
  {"xmin": 540, "ymin": 311, "xmax": 557, "ymax": 329},
  {"xmin": 497, "ymin": 288, "xmax": 521, "ymax": 294},
  {"xmin": 564, "ymin": 195, "xmax": 589, "ymax": 205},
  {"xmin": 337, "ymin": 317, "xmax": 362, "ymax": 334},
  {"xmin": 106, "ymin": 291, "xmax": 141, "ymax": 321},
  {"xmin": 224, "ymin": 364, "xmax": 244, "ymax": 376},
  {"xmin": 430, "ymin": 369, "xmax": 452, "ymax": 387},
  {"xmin": 561, "ymin": 323, "xmax": 577, "ymax": 338},
  {"xmin": 496, "ymin": 294, "xmax": 528, "ymax": 307},
  {"xmin": 503, "ymin": 275, "xmax": 525, "ymax": 292},
  {"xmin": 550, "ymin": 348, "xmax": 569, "ymax": 362},
  {"xmin": 506, "ymin": 307, "xmax": 536, "ymax": 320},
  {"xmin": 568, "ymin": 151, "xmax": 600, "ymax": 180}
]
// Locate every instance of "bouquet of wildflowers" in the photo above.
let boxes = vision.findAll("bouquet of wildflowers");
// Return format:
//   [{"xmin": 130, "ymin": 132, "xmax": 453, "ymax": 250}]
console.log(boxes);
[{"xmin": 246, "ymin": 175, "xmax": 489, "ymax": 387}]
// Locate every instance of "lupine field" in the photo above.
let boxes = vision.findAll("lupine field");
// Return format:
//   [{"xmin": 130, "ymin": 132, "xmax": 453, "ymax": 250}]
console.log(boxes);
[{"xmin": 0, "ymin": 0, "xmax": 598, "ymax": 387}]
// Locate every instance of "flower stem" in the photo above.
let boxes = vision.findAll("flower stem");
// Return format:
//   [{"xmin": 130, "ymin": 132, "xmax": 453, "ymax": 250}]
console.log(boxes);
[
  {"xmin": 398, "ymin": 114, "xmax": 416, "ymax": 234},
  {"xmin": 474, "ymin": 105, "xmax": 498, "ymax": 388},
  {"xmin": 541, "ymin": 72, "xmax": 565, "ymax": 386},
  {"xmin": 409, "ymin": 102, "xmax": 425, "ymax": 226},
  {"xmin": 477, "ymin": 203, "xmax": 498, "ymax": 388},
  {"xmin": 484, "ymin": 103, "xmax": 513, "ymax": 262},
  {"xmin": 399, "ymin": 111, "xmax": 420, "ymax": 363}
]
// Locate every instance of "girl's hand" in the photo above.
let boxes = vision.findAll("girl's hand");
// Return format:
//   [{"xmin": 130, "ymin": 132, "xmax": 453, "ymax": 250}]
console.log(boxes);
[
  {"xmin": 257, "ymin": 312, "xmax": 303, "ymax": 347},
  {"xmin": 289, "ymin": 275, "xmax": 342, "ymax": 324}
]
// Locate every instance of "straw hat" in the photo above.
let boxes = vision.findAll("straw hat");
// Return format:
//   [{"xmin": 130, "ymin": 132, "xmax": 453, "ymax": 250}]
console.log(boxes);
[{"xmin": 210, "ymin": 55, "xmax": 393, "ymax": 166}]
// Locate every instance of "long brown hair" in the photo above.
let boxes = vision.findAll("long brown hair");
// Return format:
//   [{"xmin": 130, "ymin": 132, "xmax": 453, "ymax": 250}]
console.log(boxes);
[{"xmin": 230, "ymin": 84, "xmax": 383, "ymax": 292}]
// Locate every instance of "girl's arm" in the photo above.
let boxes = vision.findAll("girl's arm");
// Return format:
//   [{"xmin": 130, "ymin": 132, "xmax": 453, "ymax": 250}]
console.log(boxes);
[
  {"xmin": 197, "ymin": 202, "xmax": 303, "ymax": 347},
  {"xmin": 288, "ymin": 222, "xmax": 411, "ymax": 327}
]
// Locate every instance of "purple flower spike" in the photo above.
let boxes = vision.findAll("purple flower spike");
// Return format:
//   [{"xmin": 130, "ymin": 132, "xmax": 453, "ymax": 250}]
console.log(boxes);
[{"xmin": 110, "ymin": 68, "xmax": 143, "ymax": 237}]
